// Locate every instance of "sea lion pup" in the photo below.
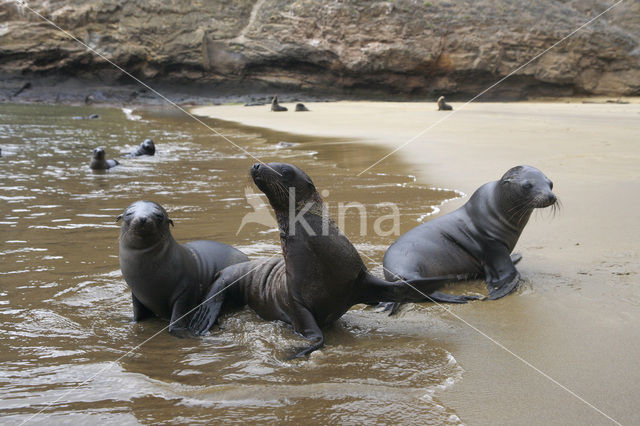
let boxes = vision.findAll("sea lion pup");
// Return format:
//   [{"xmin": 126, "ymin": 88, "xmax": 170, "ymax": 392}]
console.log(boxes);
[
  {"xmin": 437, "ymin": 96, "xmax": 453, "ymax": 111},
  {"xmin": 189, "ymin": 162, "xmax": 465, "ymax": 358},
  {"xmin": 295, "ymin": 103, "xmax": 309, "ymax": 111},
  {"xmin": 270, "ymin": 95, "xmax": 288, "ymax": 112},
  {"xmin": 126, "ymin": 139, "xmax": 155, "ymax": 157},
  {"xmin": 117, "ymin": 201, "xmax": 249, "ymax": 333},
  {"xmin": 377, "ymin": 165, "xmax": 558, "ymax": 314},
  {"xmin": 90, "ymin": 147, "xmax": 120, "ymax": 170}
]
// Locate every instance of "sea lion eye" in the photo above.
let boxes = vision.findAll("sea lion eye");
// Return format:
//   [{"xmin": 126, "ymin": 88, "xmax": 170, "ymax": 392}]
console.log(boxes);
[
  {"xmin": 522, "ymin": 182, "xmax": 533, "ymax": 190},
  {"xmin": 281, "ymin": 168, "xmax": 293, "ymax": 178}
]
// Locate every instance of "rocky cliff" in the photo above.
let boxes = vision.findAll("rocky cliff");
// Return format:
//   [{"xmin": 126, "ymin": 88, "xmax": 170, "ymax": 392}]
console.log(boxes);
[{"xmin": 1, "ymin": 0, "xmax": 639, "ymax": 100}]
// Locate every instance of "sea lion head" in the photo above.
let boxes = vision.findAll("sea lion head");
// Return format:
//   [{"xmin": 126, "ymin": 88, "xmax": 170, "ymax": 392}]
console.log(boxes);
[
  {"xmin": 499, "ymin": 165, "xmax": 557, "ymax": 209},
  {"xmin": 250, "ymin": 162, "xmax": 318, "ymax": 212},
  {"xmin": 116, "ymin": 201, "xmax": 174, "ymax": 248},
  {"xmin": 141, "ymin": 139, "xmax": 155, "ymax": 154},
  {"xmin": 92, "ymin": 147, "xmax": 106, "ymax": 161}
]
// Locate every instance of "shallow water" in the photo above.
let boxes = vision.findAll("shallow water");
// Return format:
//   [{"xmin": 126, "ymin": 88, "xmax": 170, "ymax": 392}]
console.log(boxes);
[{"xmin": 0, "ymin": 104, "xmax": 469, "ymax": 424}]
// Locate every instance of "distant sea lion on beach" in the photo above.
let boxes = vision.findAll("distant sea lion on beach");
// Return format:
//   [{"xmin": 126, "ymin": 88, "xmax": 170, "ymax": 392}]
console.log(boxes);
[
  {"xmin": 90, "ymin": 147, "xmax": 119, "ymax": 170},
  {"xmin": 117, "ymin": 201, "xmax": 248, "ymax": 333},
  {"xmin": 11, "ymin": 82, "xmax": 31, "ymax": 98},
  {"xmin": 437, "ymin": 96, "xmax": 453, "ymax": 111},
  {"xmin": 189, "ymin": 162, "xmax": 466, "ymax": 358},
  {"xmin": 270, "ymin": 95, "xmax": 288, "ymax": 112},
  {"xmin": 73, "ymin": 114, "xmax": 100, "ymax": 120},
  {"xmin": 377, "ymin": 165, "xmax": 558, "ymax": 314},
  {"xmin": 295, "ymin": 103, "xmax": 309, "ymax": 112},
  {"xmin": 125, "ymin": 139, "xmax": 155, "ymax": 157}
]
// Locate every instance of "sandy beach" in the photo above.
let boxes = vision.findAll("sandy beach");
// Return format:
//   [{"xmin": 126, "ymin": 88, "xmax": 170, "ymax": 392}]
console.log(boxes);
[{"xmin": 193, "ymin": 100, "xmax": 640, "ymax": 424}]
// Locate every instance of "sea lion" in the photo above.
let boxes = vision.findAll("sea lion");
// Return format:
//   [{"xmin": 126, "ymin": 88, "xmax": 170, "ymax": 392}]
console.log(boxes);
[
  {"xmin": 72, "ymin": 114, "xmax": 100, "ymax": 120},
  {"xmin": 437, "ymin": 96, "xmax": 452, "ymax": 111},
  {"xmin": 90, "ymin": 147, "xmax": 120, "ymax": 170},
  {"xmin": 117, "ymin": 201, "xmax": 249, "ymax": 333},
  {"xmin": 189, "ymin": 163, "xmax": 465, "ymax": 358},
  {"xmin": 126, "ymin": 139, "xmax": 155, "ymax": 157},
  {"xmin": 270, "ymin": 95, "xmax": 288, "ymax": 112},
  {"xmin": 378, "ymin": 165, "xmax": 558, "ymax": 314},
  {"xmin": 295, "ymin": 103, "xmax": 309, "ymax": 112}
]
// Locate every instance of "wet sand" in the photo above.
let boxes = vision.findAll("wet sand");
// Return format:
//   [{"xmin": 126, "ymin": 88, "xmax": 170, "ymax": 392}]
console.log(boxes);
[{"xmin": 193, "ymin": 101, "xmax": 640, "ymax": 424}]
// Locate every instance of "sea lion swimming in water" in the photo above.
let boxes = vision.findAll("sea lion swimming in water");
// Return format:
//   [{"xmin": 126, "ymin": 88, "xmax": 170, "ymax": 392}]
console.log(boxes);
[
  {"xmin": 377, "ymin": 165, "xmax": 558, "ymax": 314},
  {"xmin": 117, "ymin": 201, "xmax": 249, "ymax": 333},
  {"xmin": 270, "ymin": 95, "xmax": 288, "ymax": 112},
  {"xmin": 189, "ymin": 163, "xmax": 466, "ymax": 358},
  {"xmin": 437, "ymin": 96, "xmax": 453, "ymax": 111},
  {"xmin": 90, "ymin": 147, "xmax": 119, "ymax": 170},
  {"xmin": 126, "ymin": 139, "xmax": 155, "ymax": 157}
]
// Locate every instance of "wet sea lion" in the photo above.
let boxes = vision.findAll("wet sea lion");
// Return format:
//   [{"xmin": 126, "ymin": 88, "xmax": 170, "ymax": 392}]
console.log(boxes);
[
  {"xmin": 378, "ymin": 165, "xmax": 558, "ymax": 314},
  {"xmin": 90, "ymin": 147, "xmax": 119, "ymax": 170},
  {"xmin": 437, "ymin": 96, "xmax": 452, "ymax": 111},
  {"xmin": 126, "ymin": 139, "xmax": 155, "ymax": 157},
  {"xmin": 295, "ymin": 103, "xmax": 309, "ymax": 112},
  {"xmin": 117, "ymin": 201, "xmax": 249, "ymax": 333},
  {"xmin": 189, "ymin": 163, "xmax": 465, "ymax": 358},
  {"xmin": 270, "ymin": 95, "xmax": 288, "ymax": 112}
]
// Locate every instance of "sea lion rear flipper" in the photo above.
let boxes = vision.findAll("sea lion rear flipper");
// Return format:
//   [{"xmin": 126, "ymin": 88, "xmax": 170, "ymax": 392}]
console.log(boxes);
[
  {"xmin": 188, "ymin": 274, "xmax": 228, "ymax": 336},
  {"xmin": 131, "ymin": 293, "xmax": 154, "ymax": 322},
  {"xmin": 287, "ymin": 302, "xmax": 325, "ymax": 359},
  {"xmin": 427, "ymin": 291, "xmax": 483, "ymax": 303},
  {"xmin": 510, "ymin": 253, "xmax": 523, "ymax": 265},
  {"xmin": 375, "ymin": 290, "xmax": 479, "ymax": 316}
]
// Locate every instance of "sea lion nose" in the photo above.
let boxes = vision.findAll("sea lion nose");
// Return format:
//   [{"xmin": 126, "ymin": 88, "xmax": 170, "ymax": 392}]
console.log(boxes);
[
  {"xmin": 252, "ymin": 163, "xmax": 260, "ymax": 171},
  {"xmin": 547, "ymin": 193, "xmax": 557, "ymax": 204}
]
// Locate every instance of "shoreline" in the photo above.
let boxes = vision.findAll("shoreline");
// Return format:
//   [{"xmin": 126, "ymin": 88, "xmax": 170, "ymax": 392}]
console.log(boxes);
[{"xmin": 192, "ymin": 100, "xmax": 640, "ymax": 424}]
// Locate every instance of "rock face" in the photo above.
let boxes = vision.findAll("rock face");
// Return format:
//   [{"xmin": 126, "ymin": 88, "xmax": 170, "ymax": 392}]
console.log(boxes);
[{"xmin": 1, "ymin": 0, "xmax": 639, "ymax": 99}]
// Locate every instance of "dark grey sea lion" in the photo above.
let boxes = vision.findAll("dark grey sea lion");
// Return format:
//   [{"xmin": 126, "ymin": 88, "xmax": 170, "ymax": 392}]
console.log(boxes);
[
  {"xmin": 270, "ymin": 95, "xmax": 288, "ymax": 112},
  {"xmin": 437, "ymin": 96, "xmax": 453, "ymax": 111},
  {"xmin": 295, "ymin": 103, "xmax": 309, "ymax": 112},
  {"xmin": 12, "ymin": 82, "xmax": 31, "ymax": 98},
  {"xmin": 378, "ymin": 165, "xmax": 558, "ymax": 314},
  {"xmin": 189, "ymin": 163, "xmax": 465, "ymax": 358},
  {"xmin": 90, "ymin": 147, "xmax": 119, "ymax": 170},
  {"xmin": 117, "ymin": 201, "xmax": 249, "ymax": 333},
  {"xmin": 126, "ymin": 139, "xmax": 155, "ymax": 157}
]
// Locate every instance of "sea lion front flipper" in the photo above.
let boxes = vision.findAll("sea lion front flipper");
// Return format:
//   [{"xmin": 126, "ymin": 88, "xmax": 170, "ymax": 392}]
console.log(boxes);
[
  {"xmin": 188, "ymin": 273, "xmax": 228, "ymax": 336},
  {"xmin": 486, "ymin": 270, "xmax": 521, "ymax": 300},
  {"xmin": 375, "ymin": 301, "xmax": 401, "ymax": 315},
  {"xmin": 131, "ymin": 293, "xmax": 154, "ymax": 322},
  {"xmin": 483, "ymin": 246, "xmax": 521, "ymax": 300},
  {"xmin": 287, "ymin": 302, "xmax": 325, "ymax": 359}
]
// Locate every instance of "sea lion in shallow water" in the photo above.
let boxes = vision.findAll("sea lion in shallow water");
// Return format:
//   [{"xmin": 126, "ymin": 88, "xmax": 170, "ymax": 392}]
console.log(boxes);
[
  {"xmin": 189, "ymin": 163, "xmax": 465, "ymax": 358},
  {"xmin": 126, "ymin": 139, "xmax": 155, "ymax": 157},
  {"xmin": 117, "ymin": 201, "xmax": 248, "ymax": 333},
  {"xmin": 378, "ymin": 165, "xmax": 557, "ymax": 314},
  {"xmin": 90, "ymin": 147, "xmax": 119, "ymax": 170},
  {"xmin": 270, "ymin": 95, "xmax": 288, "ymax": 112},
  {"xmin": 437, "ymin": 96, "xmax": 452, "ymax": 111}
]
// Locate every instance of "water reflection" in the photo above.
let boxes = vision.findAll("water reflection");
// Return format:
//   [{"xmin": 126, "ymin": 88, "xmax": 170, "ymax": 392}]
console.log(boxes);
[{"xmin": 0, "ymin": 103, "xmax": 461, "ymax": 424}]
